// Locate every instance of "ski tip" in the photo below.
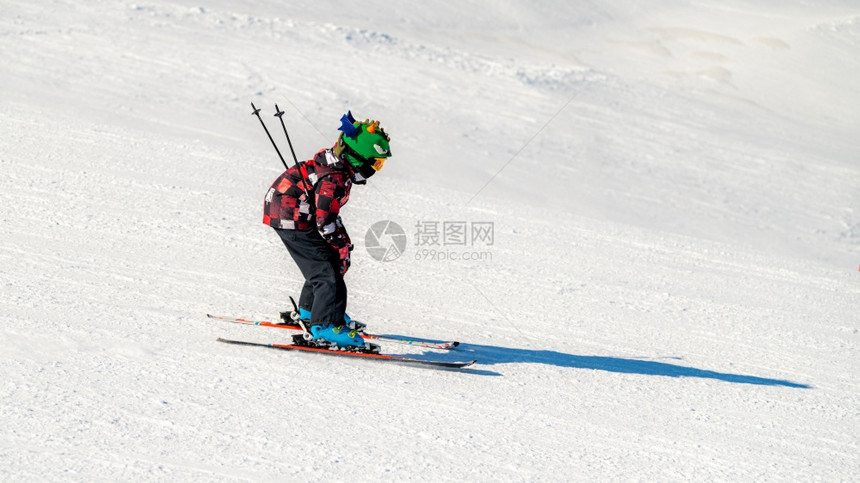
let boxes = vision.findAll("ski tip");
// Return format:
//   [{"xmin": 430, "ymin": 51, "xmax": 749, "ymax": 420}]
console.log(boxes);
[{"xmin": 442, "ymin": 359, "xmax": 477, "ymax": 369}]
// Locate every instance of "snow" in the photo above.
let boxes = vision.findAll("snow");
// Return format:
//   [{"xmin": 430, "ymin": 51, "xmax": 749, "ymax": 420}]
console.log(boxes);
[{"xmin": 1, "ymin": 0, "xmax": 858, "ymax": 480}]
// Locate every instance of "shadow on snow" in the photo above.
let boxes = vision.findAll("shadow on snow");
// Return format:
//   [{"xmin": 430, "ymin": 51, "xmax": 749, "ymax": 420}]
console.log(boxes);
[
  {"xmin": 465, "ymin": 343, "xmax": 811, "ymax": 387},
  {"xmin": 392, "ymin": 336, "xmax": 810, "ymax": 387}
]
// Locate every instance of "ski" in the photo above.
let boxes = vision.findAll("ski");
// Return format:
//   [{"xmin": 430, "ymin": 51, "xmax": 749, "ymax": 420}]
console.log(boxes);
[
  {"xmin": 207, "ymin": 314, "xmax": 460, "ymax": 350},
  {"xmin": 217, "ymin": 338, "xmax": 476, "ymax": 369}
]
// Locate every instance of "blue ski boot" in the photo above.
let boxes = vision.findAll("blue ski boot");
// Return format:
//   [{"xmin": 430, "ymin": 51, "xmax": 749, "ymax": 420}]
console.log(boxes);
[
  {"xmin": 307, "ymin": 323, "xmax": 377, "ymax": 352},
  {"xmin": 299, "ymin": 307, "xmax": 312, "ymax": 321},
  {"xmin": 282, "ymin": 306, "xmax": 366, "ymax": 332}
]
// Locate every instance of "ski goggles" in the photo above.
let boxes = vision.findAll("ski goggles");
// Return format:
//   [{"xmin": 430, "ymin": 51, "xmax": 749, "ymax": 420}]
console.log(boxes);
[{"xmin": 370, "ymin": 157, "xmax": 388, "ymax": 171}]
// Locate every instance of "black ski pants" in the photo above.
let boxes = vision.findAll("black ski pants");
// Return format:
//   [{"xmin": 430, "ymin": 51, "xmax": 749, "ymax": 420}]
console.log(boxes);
[{"xmin": 274, "ymin": 227, "xmax": 346, "ymax": 325}]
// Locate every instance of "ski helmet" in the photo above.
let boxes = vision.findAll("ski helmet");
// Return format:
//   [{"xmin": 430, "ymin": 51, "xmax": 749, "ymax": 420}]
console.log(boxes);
[{"xmin": 333, "ymin": 111, "xmax": 391, "ymax": 182}]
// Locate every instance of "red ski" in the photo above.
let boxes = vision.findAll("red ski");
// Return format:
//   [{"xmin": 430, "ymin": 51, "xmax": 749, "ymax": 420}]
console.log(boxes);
[
  {"xmin": 207, "ymin": 313, "xmax": 459, "ymax": 350},
  {"xmin": 217, "ymin": 338, "xmax": 476, "ymax": 369}
]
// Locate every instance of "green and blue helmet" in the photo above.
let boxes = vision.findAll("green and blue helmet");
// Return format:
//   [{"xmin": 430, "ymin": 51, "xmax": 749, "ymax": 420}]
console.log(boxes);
[{"xmin": 333, "ymin": 111, "xmax": 391, "ymax": 182}]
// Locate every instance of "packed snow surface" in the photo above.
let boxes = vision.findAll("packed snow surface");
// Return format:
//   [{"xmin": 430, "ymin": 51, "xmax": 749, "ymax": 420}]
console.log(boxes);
[{"xmin": 2, "ymin": 0, "xmax": 858, "ymax": 480}]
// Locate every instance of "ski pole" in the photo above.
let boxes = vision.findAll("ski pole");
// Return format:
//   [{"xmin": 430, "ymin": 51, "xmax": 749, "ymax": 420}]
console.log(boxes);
[
  {"xmin": 250, "ymin": 102, "xmax": 289, "ymax": 171},
  {"xmin": 271, "ymin": 104, "xmax": 313, "ymax": 202},
  {"xmin": 274, "ymin": 104, "xmax": 300, "ymax": 167}
]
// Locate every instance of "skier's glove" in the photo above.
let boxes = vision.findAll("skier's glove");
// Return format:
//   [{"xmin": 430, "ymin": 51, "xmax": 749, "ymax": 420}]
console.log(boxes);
[{"xmin": 338, "ymin": 243, "xmax": 353, "ymax": 275}]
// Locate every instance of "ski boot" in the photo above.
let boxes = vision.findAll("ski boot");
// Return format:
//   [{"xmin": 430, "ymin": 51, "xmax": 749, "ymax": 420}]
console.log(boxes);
[{"xmin": 292, "ymin": 322, "xmax": 379, "ymax": 353}]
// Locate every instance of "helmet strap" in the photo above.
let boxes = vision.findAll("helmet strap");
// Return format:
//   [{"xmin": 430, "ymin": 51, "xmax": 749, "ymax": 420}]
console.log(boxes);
[{"xmin": 340, "ymin": 142, "xmax": 373, "ymax": 168}]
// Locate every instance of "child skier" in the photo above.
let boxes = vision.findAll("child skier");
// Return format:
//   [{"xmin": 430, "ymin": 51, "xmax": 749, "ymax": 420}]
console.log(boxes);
[{"xmin": 263, "ymin": 111, "xmax": 391, "ymax": 351}]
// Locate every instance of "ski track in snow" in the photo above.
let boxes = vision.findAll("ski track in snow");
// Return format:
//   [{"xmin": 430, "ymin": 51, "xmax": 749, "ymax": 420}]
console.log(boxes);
[{"xmin": 1, "ymin": 0, "xmax": 859, "ymax": 481}]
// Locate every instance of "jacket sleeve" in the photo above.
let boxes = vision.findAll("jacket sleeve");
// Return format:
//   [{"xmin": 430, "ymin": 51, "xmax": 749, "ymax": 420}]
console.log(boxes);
[{"xmin": 314, "ymin": 173, "xmax": 352, "ymax": 251}]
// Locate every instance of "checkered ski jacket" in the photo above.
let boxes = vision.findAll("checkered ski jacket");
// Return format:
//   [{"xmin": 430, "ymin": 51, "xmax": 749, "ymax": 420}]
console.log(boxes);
[{"xmin": 263, "ymin": 148, "xmax": 353, "ymax": 251}]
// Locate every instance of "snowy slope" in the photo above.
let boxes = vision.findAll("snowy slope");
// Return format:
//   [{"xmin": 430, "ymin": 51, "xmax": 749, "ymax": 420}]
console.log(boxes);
[{"xmin": 1, "ymin": 0, "xmax": 858, "ymax": 481}]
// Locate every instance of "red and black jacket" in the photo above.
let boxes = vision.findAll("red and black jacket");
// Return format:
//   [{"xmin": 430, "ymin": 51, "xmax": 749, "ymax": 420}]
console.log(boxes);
[{"xmin": 263, "ymin": 149, "xmax": 353, "ymax": 252}]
